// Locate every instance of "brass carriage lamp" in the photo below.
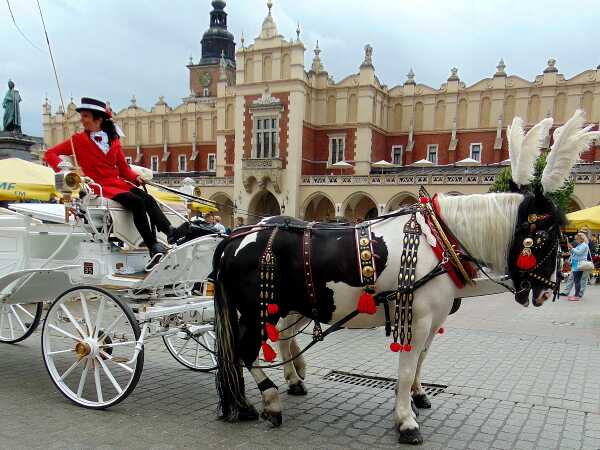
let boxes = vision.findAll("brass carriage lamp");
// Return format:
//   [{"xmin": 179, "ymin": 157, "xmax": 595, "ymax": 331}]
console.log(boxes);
[{"xmin": 56, "ymin": 159, "xmax": 81, "ymax": 222}]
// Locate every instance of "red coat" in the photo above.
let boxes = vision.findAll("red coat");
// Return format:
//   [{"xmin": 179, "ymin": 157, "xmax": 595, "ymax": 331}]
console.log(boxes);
[{"xmin": 44, "ymin": 132, "xmax": 139, "ymax": 199}]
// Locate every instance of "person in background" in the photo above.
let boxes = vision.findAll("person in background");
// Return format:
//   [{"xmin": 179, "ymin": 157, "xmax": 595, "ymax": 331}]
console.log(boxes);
[
  {"xmin": 564, "ymin": 232, "xmax": 590, "ymax": 301},
  {"xmin": 235, "ymin": 216, "xmax": 245, "ymax": 228},
  {"xmin": 205, "ymin": 214, "xmax": 215, "ymax": 225},
  {"xmin": 213, "ymin": 215, "xmax": 227, "ymax": 234}
]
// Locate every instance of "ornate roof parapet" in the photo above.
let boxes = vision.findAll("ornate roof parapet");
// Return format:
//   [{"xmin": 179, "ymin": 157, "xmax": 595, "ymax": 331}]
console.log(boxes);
[
  {"xmin": 405, "ymin": 68, "xmax": 416, "ymax": 85},
  {"xmin": 544, "ymin": 58, "xmax": 558, "ymax": 73},
  {"xmin": 447, "ymin": 67, "xmax": 459, "ymax": 81},
  {"xmin": 42, "ymin": 95, "xmax": 51, "ymax": 115},
  {"xmin": 311, "ymin": 40, "xmax": 325, "ymax": 73},
  {"xmin": 494, "ymin": 58, "xmax": 507, "ymax": 77},
  {"xmin": 361, "ymin": 44, "xmax": 374, "ymax": 68},
  {"xmin": 258, "ymin": 0, "xmax": 281, "ymax": 40}
]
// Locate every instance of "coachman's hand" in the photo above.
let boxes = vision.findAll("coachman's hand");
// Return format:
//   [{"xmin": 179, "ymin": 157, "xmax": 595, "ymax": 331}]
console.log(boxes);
[{"xmin": 135, "ymin": 175, "xmax": 145, "ymax": 186}]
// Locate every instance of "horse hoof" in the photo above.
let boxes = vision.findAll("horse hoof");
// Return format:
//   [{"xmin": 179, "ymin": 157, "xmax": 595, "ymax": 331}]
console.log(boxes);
[
  {"xmin": 261, "ymin": 411, "xmax": 283, "ymax": 427},
  {"xmin": 288, "ymin": 381, "xmax": 308, "ymax": 396},
  {"xmin": 410, "ymin": 398, "xmax": 419, "ymax": 417},
  {"xmin": 398, "ymin": 427, "xmax": 423, "ymax": 445},
  {"xmin": 238, "ymin": 404, "xmax": 259, "ymax": 421},
  {"xmin": 412, "ymin": 393, "xmax": 431, "ymax": 409}
]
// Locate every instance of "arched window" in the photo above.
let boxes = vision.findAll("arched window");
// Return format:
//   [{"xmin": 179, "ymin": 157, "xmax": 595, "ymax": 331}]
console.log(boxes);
[
  {"xmin": 504, "ymin": 95, "xmax": 515, "ymax": 124},
  {"xmin": 393, "ymin": 103, "xmax": 402, "ymax": 130},
  {"xmin": 262, "ymin": 55, "xmax": 272, "ymax": 81},
  {"xmin": 305, "ymin": 94, "xmax": 312, "ymax": 122},
  {"xmin": 479, "ymin": 97, "xmax": 491, "ymax": 128},
  {"xmin": 348, "ymin": 94, "xmax": 358, "ymax": 122},
  {"xmin": 528, "ymin": 95, "xmax": 540, "ymax": 124},
  {"xmin": 281, "ymin": 53, "xmax": 291, "ymax": 79},
  {"xmin": 457, "ymin": 98, "xmax": 468, "ymax": 129},
  {"xmin": 554, "ymin": 92, "xmax": 567, "ymax": 123},
  {"xmin": 327, "ymin": 95, "xmax": 336, "ymax": 123},
  {"xmin": 149, "ymin": 120, "xmax": 155, "ymax": 143},
  {"xmin": 434, "ymin": 99, "xmax": 446, "ymax": 129},
  {"xmin": 245, "ymin": 57, "xmax": 254, "ymax": 83},
  {"xmin": 582, "ymin": 91, "xmax": 593, "ymax": 121},
  {"xmin": 163, "ymin": 119, "xmax": 169, "ymax": 142},
  {"xmin": 196, "ymin": 117, "xmax": 203, "ymax": 142},
  {"xmin": 414, "ymin": 102, "xmax": 424, "ymax": 131}
]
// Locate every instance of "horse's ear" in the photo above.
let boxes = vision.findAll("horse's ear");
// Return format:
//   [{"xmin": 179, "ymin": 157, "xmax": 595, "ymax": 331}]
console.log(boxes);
[{"xmin": 542, "ymin": 110, "xmax": 600, "ymax": 193}]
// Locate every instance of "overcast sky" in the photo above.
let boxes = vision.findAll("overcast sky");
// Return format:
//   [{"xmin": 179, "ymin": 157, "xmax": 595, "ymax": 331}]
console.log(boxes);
[{"xmin": 2, "ymin": 0, "xmax": 600, "ymax": 136}]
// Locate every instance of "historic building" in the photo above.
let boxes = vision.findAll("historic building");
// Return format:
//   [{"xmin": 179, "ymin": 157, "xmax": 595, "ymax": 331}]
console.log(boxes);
[{"xmin": 42, "ymin": 0, "xmax": 600, "ymax": 226}]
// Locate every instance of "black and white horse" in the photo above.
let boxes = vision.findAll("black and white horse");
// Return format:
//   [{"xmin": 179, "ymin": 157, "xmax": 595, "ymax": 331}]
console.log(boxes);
[{"xmin": 211, "ymin": 111, "xmax": 598, "ymax": 444}]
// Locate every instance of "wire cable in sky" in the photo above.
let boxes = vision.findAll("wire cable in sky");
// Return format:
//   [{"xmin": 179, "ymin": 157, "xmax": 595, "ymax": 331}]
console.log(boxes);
[{"xmin": 5, "ymin": 0, "xmax": 44, "ymax": 52}]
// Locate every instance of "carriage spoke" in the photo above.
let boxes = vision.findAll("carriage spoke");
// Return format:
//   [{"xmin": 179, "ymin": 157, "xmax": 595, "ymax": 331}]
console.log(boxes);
[
  {"xmin": 0, "ymin": 306, "xmax": 5, "ymax": 338},
  {"xmin": 94, "ymin": 298, "xmax": 105, "ymax": 339},
  {"xmin": 100, "ymin": 350, "xmax": 134, "ymax": 374},
  {"xmin": 15, "ymin": 303, "xmax": 35, "ymax": 320},
  {"xmin": 10, "ymin": 306, "xmax": 28, "ymax": 333},
  {"xmin": 93, "ymin": 361, "xmax": 103, "ymax": 403},
  {"xmin": 7, "ymin": 311, "xmax": 14, "ymax": 340},
  {"xmin": 77, "ymin": 359, "xmax": 90, "ymax": 398},
  {"xmin": 48, "ymin": 323, "xmax": 80, "ymax": 342},
  {"xmin": 59, "ymin": 357, "xmax": 84, "ymax": 381},
  {"xmin": 98, "ymin": 313, "xmax": 125, "ymax": 344},
  {"xmin": 194, "ymin": 340, "xmax": 200, "ymax": 366},
  {"xmin": 60, "ymin": 303, "xmax": 87, "ymax": 339},
  {"xmin": 99, "ymin": 340, "xmax": 136, "ymax": 348},
  {"xmin": 176, "ymin": 337, "xmax": 190, "ymax": 356},
  {"xmin": 79, "ymin": 292, "xmax": 93, "ymax": 336},
  {"xmin": 96, "ymin": 356, "xmax": 123, "ymax": 394},
  {"xmin": 47, "ymin": 348, "xmax": 74, "ymax": 356}
]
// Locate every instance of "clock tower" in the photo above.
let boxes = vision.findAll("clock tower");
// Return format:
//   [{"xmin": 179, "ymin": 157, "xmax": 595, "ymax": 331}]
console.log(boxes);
[{"xmin": 188, "ymin": 0, "xmax": 236, "ymax": 98}]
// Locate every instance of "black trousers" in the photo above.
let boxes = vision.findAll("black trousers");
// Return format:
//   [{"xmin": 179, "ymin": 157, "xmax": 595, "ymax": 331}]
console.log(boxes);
[
  {"xmin": 112, "ymin": 188, "xmax": 171, "ymax": 248},
  {"xmin": 573, "ymin": 270, "xmax": 584, "ymax": 297}
]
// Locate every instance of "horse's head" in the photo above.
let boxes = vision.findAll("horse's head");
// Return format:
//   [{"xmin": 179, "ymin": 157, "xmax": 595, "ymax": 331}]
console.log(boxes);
[
  {"xmin": 507, "ymin": 189, "xmax": 564, "ymax": 307},
  {"xmin": 505, "ymin": 111, "xmax": 599, "ymax": 307}
]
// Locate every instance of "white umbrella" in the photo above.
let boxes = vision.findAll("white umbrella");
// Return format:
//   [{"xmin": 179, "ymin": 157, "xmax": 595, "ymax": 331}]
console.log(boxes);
[
  {"xmin": 371, "ymin": 160, "xmax": 393, "ymax": 175},
  {"xmin": 331, "ymin": 160, "xmax": 353, "ymax": 175},
  {"xmin": 455, "ymin": 157, "xmax": 480, "ymax": 167},
  {"xmin": 411, "ymin": 159, "xmax": 433, "ymax": 167}
]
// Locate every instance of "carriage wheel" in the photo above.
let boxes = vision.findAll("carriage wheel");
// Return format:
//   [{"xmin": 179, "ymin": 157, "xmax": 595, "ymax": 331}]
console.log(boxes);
[
  {"xmin": 0, "ymin": 302, "xmax": 43, "ymax": 344},
  {"xmin": 41, "ymin": 286, "xmax": 144, "ymax": 409},
  {"xmin": 163, "ymin": 321, "xmax": 217, "ymax": 372}
]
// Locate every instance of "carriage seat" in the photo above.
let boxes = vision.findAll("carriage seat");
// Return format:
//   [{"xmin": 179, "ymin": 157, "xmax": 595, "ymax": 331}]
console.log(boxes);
[{"xmin": 84, "ymin": 195, "xmax": 185, "ymax": 249}]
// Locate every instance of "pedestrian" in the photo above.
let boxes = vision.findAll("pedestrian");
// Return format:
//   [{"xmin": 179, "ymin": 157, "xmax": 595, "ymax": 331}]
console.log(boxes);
[
  {"xmin": 235, "ymin": 216, "xmax": 245, "ymax": 228},
  {"xmin": 213, "ymin": 215, "xmax": 227, "ymax": 233},
  {"xmin": 565, "ymin": 232, "xmax": 591, "ymax": 301},
  {"xmin": 44, "ymin": 97, "xmax": 176, "ymax": 271}
]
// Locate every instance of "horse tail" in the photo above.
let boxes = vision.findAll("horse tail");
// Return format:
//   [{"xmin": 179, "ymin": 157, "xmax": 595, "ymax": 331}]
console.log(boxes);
[{"xmin": 213, "ymin": 269, "xmax": 252, "ymax": 421}]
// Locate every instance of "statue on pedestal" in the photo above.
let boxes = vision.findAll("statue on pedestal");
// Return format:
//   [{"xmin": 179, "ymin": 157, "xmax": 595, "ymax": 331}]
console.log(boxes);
[{"xmin": 2, "ymin": 80, "xmax": 22, "ymax": 134}]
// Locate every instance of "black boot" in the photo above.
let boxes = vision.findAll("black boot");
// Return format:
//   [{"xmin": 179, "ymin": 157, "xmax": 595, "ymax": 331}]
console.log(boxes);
[{"xmin": 145, "ymin": 242, "xmax": 169, "ymax": 272}]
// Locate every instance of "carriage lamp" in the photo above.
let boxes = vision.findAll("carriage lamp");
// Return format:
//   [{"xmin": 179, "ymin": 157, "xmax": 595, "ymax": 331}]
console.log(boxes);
[{"xmin": 56, "ymin": 160, "xmax": 81, "ymax": 223}]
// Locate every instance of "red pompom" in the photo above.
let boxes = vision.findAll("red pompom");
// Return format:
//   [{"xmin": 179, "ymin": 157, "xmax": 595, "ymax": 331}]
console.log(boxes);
[
  {"xmin": 516, "ymin": 253, "xmax": 537, "ymax": 271},
  {"xmin": 419, "ymin": 197, "xmax": 430, "ymax": 204},
  {"xmin": 267, "ymin": 303, "xmax": 279, "ymax": 315},
  {"xmin": 357, "ymin": 291, "xmax": 377, "ymax": 315},
  {"xmin": 403, "ymin": 344, "xmax": 413, "ymax": 352},
  {"xmin": 261, "ymin": 341, "xmax": 277, "ymax": 362},
  {"xmin": 390, "ymin": 342, "xmax": 402, "ymax": 352},
  {"xmin": 265, "ymin": 323, "xmax": 279, "ymax": 342},
  {"xmin": 437, "ymin": 327, "xmax": 445, "ymax": 334}
]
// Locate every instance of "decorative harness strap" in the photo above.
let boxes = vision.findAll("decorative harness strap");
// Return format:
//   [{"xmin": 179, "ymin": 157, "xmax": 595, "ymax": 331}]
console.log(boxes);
[
  {"xmin": 390, "ymin": 212, "xmax": 421, "ymax": 352},
  {"xmin": 355, "ymin": 224, "xmax": 378, "ymax": 314},
  {"xmin": 258, "ymin": 228, "xmax": 280, "ymax": 362},
  {"xmin": 302, "ymin": 223, "xmax": 324, "ymax": 341}
]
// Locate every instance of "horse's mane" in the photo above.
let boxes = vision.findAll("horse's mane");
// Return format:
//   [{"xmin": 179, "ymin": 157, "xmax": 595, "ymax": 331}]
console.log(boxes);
[{"xmin": 436, "ymin": 193, "xmax": 524, "ymax": 273}]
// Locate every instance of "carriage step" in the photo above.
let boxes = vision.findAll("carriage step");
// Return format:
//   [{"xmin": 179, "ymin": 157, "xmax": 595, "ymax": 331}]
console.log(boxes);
[
  {"xmin": 112, "ymin": 271, "xmax": 147, "ymax": 280},
  {"xmin": 323, "ymin": 370, "xmax": 447, "ymax": 396}
]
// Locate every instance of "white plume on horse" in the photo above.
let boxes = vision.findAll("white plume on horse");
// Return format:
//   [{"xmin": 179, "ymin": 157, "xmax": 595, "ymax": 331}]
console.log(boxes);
[
  {"xmin": 542, "ymin": 109, "xmax": 600, "ymax": 193},
  {"xmin": 507, "ymin": 116, "xmax": 553, "ymax": 186}
]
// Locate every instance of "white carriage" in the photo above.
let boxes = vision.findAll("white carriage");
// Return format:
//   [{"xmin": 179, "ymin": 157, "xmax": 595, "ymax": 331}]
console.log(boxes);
[{"xmin": 0, "ymin": 169, "xmax": 222, "ymax": 409}]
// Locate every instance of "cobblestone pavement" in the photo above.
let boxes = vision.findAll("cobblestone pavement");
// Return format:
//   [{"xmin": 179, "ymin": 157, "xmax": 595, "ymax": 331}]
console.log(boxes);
[{"xmin": 1, "ymin": 285, "xmax": 600, "ymax": 450}]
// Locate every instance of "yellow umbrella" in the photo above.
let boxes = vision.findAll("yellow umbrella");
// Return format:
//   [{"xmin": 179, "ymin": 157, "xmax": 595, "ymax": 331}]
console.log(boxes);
[
  {"xmin": 0, "ymin": 158, "xmax": 58, "ymax": 202},
  {"xmin": 565, "ymin": 205, "xmax": 600, "ymax": 232},
  {"xmin": 146, "ymin": 185, "xmax": 218, "ymax": 214}
]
